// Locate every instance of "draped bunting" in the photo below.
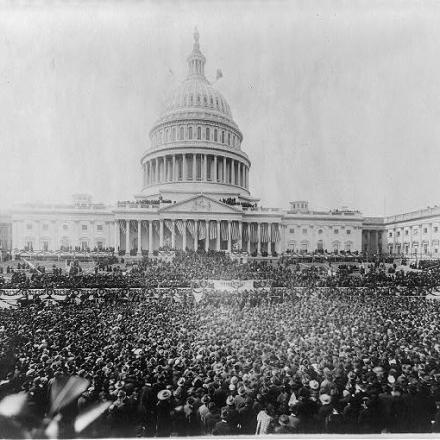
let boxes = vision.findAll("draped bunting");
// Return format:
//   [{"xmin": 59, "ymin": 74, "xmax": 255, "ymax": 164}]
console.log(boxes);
[
  {"xmin": 261, "ymin": 223, "xmax": 269, "ymax": 243},
  {"xmin": 250, "ymin": 223, "xmax": 258, "ymax": 243},
  {"xmin": 220, "ymin": 221, "xmax": 229, "ymax": 240},
  {"xmin": 120, "ymin": 221, "xmax": 126, "ymax": 234},
  {"xmin": 209, "ymin": 221, "xmax": 217, "ymax": 240},
  {"xmin": 199, "ymin": 221, "xmax": 206, "ymax": 240},
  {"xmin": 131, "ymin": 220, "xmax": 138, "ymax": 232},
  {"xmin": 231, "ymin": 221, "xmax": 240, "ymax": 241},
  {"xmin": 164, "ymin": 220, "xmax": 173, "ymax": 232},
  {"xmin": 153, "ymin": 221, "xmax": 160, "ymax": 234},
  {"xmin": 271, "ymin": 223, "xmax": 280, "ymax": 242},
  {"xmin": 243, "ymin": 223, "xmax": 249, "ymax": 241},
  {"xmin": 187, "ymin": 220, "xmax": 195, "ymax": 237},
  {"xmin": 176, "ymin": 220, "xmax": 184, "ymax": 236}
]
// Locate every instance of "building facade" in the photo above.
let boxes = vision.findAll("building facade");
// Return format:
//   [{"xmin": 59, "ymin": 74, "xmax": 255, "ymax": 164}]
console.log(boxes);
[{"xmin": 2, "ymin": 30, "xmax": 408, "ymax": 259}]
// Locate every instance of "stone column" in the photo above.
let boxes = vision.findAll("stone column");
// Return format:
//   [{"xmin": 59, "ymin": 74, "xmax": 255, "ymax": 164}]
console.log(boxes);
[
  {"xmin": 125, "ymin": 220, "xmax": 130, "ymax": 256},
  {"xmin": 429, "ymin": 222, "xmax": 433, "ymax": 257},
  {"xmin": 257, "ymin": 222, "xmax": 261, "ymax": 256},
  {"xmin": 194, "ymin": 220, "xmax": 198, "ymax": 250},
  {"xmin": 192, "ymin": 154, "xmax": 197, "ymax": 181},
  {"xmin": 231, "ymin": 160, "xmax": 235, "ymax": 185},
  {"xmin": 182, "ymin": 154, "xmax": 187, "ymax": 181},
  {"xmin": 182, "ymin": 219, "xmax": 187, "ymax": 251},
  {"xmin": 266, "ymin": 222, "xmax": 271, "ymax": 255},
  {"xmin": 172, "ymin": 155, "xmax": 176, "ymax": 182},
  {"xmin": 238, "ymin": 221, "xmax": 243, "ymax": 250},
  {"xmin": 137, "ymin": 220, "xmax": 142, "ymax": 256},
  {"xmin": 171, "ymin": 220, "xmax": 176, "ymax": 249},
  {"xmin": 247, "ymin": 223, "xmax": 251, "ymax": 254},
  {"xmin": 214, "ymin": 155, "xmax": 218, "ymax": 182},
  {"xmin": 227, "ymin": 220, "xmax": 232, "ymax": 253},
  {"xmin": 148, "ymin": 221, "xmax": 153, "ymax": 255},
  {"xmin": 216, "ymin": 221, "xmax": 221, "ymax": 251},
  {"xmin": 205, "ymin": 219, "xmax": 209, "ymax": 251},
  {"xmin": 114, "ymin": 221, "xmax": 119, "ymax": 251},
  {"xmin": 159, "ymin": 219, "xmax": 164, "ymax": 248},
  {"xmin": 237, "ymin": 163, "xmax": 241, "ymax": 187},
  {"xmin": 223, "ymin": 157, "xmax": 227, "ymax": 183}
]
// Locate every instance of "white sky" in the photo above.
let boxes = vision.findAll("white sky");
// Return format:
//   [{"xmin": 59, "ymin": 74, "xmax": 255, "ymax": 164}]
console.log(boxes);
[{"xmin": 1, "ymin": 0, "xmax": 440, "ymax": 216}]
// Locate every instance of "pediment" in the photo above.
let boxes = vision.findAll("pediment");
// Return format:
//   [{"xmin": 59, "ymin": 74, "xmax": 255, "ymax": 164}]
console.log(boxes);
[{"xmin": 160, "ymin": 194, "xmax": 243, "ymax": 215}]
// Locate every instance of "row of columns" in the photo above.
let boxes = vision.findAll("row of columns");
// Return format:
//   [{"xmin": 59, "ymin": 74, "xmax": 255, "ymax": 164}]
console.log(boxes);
[
  {"xmin": 389, "ymin": 223, "xmax": 438, "ymax": 256},
  {"xmin": 142, "ymin": 154, "xmax": 249, "ymax": 189},
  {"xmin": 116, "ymin": 219, "xmax": 280, "ymax": 256}
]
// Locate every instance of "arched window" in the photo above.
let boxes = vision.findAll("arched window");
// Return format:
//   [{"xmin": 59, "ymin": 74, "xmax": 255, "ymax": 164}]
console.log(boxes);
[
  {"xmin": 204, "ymin": 96, "xmax": 208, "ymax": 105},
  {"xmin": 210, "ymin": 96, "xmax": 214, "ymax": 106},
  {"xmin": 190, "ymin": 95, "xmax": 194, "ymax": 105},
  {"xmin": 215, "ymin": 98, "xmax": 219, "ymax": 108},
  {"xmin": 197, "ymin": 127, "xmax": 201, "ymax": 140},
  {"xmin": 180, "ymin": 126, "xmax": 184, "ymax": 140},
  {"xmin": 214, "ymin": 129, "xmax": 218, "ymax": 142},
  {"xmin": 228, "ymin": 133, "xmax": 231, "ymax": 145},
  {"xmin": 205, "ymin": 127, "xmax": 210, "ymax": 140},
  {"xmin": 172, "ymin": 127, "xmax": 176, "ymax": 141},
  {"xmin": 188, "ymin": 126, "xmax": 193, "ymax": 139},
  {"xmin": 221, "ymin": 131, "xmax": 225, "ymax": 143},
  {"xmin": 197, "ymin": 94, "xmax": 201, "ymax": 105}
]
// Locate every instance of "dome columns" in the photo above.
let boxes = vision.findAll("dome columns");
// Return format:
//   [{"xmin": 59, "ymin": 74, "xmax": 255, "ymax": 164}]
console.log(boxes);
[{"xmin": 142, "ymin": 152, "xmax": 250, "ymax": 191}]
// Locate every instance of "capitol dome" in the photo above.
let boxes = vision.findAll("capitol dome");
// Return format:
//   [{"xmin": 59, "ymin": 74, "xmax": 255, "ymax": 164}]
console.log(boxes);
[{"xmin": 139, "ymin": 29, "xmax": 252, "ymax": 202}]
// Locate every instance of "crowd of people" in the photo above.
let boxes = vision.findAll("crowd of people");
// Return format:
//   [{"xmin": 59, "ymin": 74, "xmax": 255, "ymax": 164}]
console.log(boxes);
[
  {"xmin": 1, "ymin": 252, "xmax": 440, "ymax": 437},
  {"xmin": 1, "ymin": 250, "xmax": 440, "ymax": 294}
]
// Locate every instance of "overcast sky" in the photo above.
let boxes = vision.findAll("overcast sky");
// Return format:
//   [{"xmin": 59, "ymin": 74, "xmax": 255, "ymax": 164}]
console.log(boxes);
[{"xmin": 1, "ymin": 0, "xmax": 440, "ymax": 216}]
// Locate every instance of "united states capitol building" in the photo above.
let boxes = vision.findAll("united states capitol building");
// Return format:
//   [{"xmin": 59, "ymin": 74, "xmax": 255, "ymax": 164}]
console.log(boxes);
[{"xmin": 1, "ymin": 31, "xmax": 440, "ymax": 260}]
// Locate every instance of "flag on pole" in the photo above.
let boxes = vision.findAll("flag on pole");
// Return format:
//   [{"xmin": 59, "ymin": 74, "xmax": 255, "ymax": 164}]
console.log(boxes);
[{"xmin": 216, "ymin": 68, "xmax": 223, "ymax": 80}]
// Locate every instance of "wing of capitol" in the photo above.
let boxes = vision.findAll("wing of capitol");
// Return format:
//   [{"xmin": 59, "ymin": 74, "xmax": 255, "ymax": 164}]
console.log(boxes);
[{"xmin": 0, "ymin": 30, "xmax": 439, "ymax": 262}]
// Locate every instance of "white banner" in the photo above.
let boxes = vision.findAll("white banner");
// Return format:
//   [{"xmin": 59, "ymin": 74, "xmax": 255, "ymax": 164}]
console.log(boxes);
[{"xmin": 211, "ymin": 279, "xmax": 254, "ymax": 291}]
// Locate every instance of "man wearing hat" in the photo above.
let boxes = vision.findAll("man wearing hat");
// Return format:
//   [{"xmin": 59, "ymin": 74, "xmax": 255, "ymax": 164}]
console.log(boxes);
[
  {"xmin": 212, "ymin": 408, "xmax": 233, "ymax": 436},
  {"xmin": 156, "ymin": 389, "xmax": 172, "ymax": 437},
  {"xmin": 275, "ymin": 414, "xmax": 296, "ymax": 434}
]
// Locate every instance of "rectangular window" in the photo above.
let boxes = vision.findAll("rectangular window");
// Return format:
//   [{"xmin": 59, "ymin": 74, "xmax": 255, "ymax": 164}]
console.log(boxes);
[
  {"xmin": 405, "ymin": 230, "xmax": 409, "ymax": 235},
  {"xmin": 197, "ymin": 127, "xmax": 201, "ymax": 140},
  {"xmin": 43, "ymin": 224, "xmax": 49, "ymax": 231},
  {"xmin": 188, "ymin": 126, "xmax": 193, "ymax": 139},
  {"xmin": 63, "ymin": 224, "xmax": 68, "ymax": 230},
  {"xmin": 397, "ymin": 231, "xmax": 400, "ymax": 237},
  {"xmin": 43, "ymin": 241, "xmax": 49, "ymax": 251},
  {"xmin": 289, "ymin": 228, "xmax": 295, "ymax": 234},
  {"xmin": 334, "ymin": 229, "xmax": 339, "ymax": 234},
  {"xmin": 97, "ymin": 224, "xmax": 103, "ymax": 231},
  {"xmin": 435, "ymin": 227, "xmax": 439, "ymax": 232},
  {"xmin": 302, "ymin": 228, "xmax": 307, "ymax": 234},
  {"xmin": 82, "ymin": 225, "xmax": 87, "ymax": 231},
  {"xmin": 346, "ymin": 230, "xmax": 351, "ymax": 235},
  {"xmin": 97, "ymin": 241, "xmax": 103, "ymax": 250},
  {"xmin": 27, "ymin": 224, "xmax": 32, "ymax": 230},
  {"xmin": 205, "ymin": 127, "xmax": 210, "ymax": 140},
  {"xmin": 424, "ymin": 228, "xmax": 428, "ymax": 233}
]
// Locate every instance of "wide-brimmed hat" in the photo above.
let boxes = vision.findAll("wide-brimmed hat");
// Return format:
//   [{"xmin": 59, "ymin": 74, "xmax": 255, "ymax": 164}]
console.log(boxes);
[
  {"xmin": 226, "ymin": 395, "xmax": 235, "ymax": 406},
  {"xmin": 158, "ymin": 389, "xmax": 172, "ymax": 400},
  {"xmin": 279, "ymin": 414, "xmax": 290, "ymax": 426},
  {"xmin": 309, "ymin": 380, "xmax": 319, "ymax": 390},
  {"xmin": 319, "ymin": 394, "xmax": 331, "ymax": 405}
]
